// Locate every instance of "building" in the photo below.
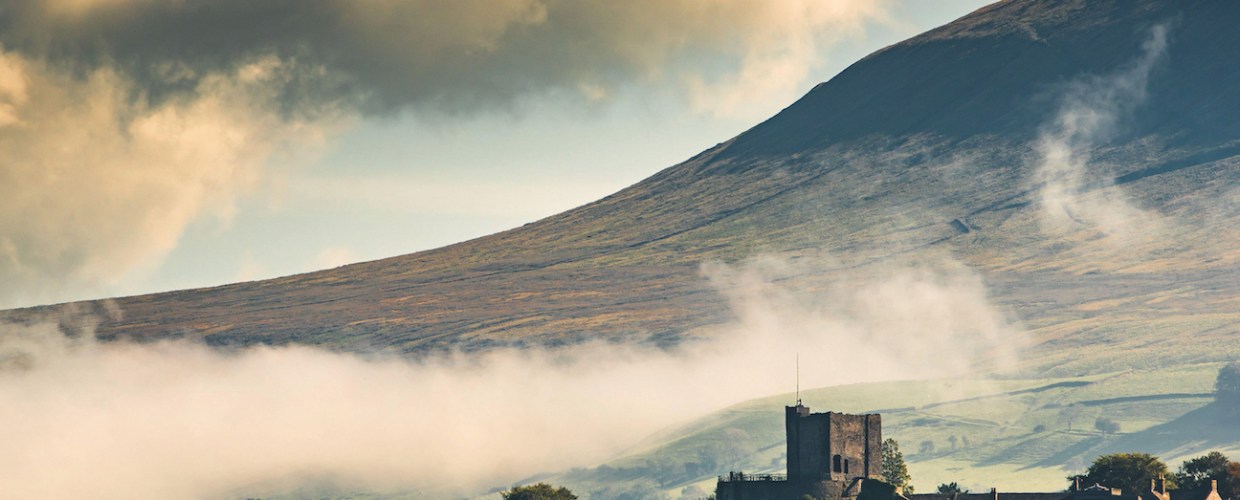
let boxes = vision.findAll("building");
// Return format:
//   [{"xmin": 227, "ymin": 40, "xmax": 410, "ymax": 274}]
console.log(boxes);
[
  {"xmin": 716, "ymin": 403, "xmax": 882, "ymax": 500},
  {"xmin": 902, "ymin": 470, "xmax": 1225, "ymax": 500},
  {"xmin": 906, "ymin": 478, "xmax": 1130, "ymax": 500}
]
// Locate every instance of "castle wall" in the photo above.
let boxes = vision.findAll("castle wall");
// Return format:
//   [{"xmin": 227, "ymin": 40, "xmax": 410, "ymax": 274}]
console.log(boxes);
[
  {"xmin": 715, "ymin": 479, "xmax": 795, "ymax": 500},
  {"xmin": 866, "ymin": 414, "xmax": 881, "ymax": 478},
  {"xmin": 787, "ymin": 405, "xmax": 831, "ymax": 479},
  {"xmin": 715, "ymin": 479, "xmax": 848, "ymax": 500},
  {"xmin": 825, "ymin": 412, "xmax": 882, "ymax": 480}
]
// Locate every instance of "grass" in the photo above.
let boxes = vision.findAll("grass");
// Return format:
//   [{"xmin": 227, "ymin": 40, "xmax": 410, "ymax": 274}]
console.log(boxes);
[{"xmin": 547, "ymin": 362, "xmax": 1235, "ymax": 498}]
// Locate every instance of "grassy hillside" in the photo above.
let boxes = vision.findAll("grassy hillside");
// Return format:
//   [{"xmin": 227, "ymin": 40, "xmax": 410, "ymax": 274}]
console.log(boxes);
[
  {"xmin": 2, "ymin": 0, "xmax": 1231, "ymax": 375},
  {"xmin": 232, "ymin": 364, "xmax": 1235, "ymax": 499},
  {"xmin": 4, "ymin": 1, "xmax": 1237, "ymax": 499},
  {"xmin": 548, "ymin": 363, "xmax": 1235, "ymax": 498}
]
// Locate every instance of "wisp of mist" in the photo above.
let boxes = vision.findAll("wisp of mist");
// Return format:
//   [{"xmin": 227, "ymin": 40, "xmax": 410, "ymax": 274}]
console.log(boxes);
[{"xmin": 1034, "ymin": 23, "xmax": 1170, "ymax": 242}]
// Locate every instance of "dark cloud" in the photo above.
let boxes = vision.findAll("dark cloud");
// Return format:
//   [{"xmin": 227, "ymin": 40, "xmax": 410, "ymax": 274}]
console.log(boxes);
[{"xmin": 0, "ymin": 0, "xmax": 891, "ymax": 116}]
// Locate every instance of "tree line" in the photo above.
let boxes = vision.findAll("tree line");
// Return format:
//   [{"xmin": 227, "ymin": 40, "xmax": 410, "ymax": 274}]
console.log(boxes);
[{"xmin": 883, "ymin": 438, "xmax": 1238, "ymax": 499}]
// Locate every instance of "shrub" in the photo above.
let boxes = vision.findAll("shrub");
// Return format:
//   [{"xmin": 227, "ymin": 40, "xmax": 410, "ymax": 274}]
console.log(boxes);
[
  {"xmin": 502, "ymin": 483, "xmax": 578, "ymax": 500},
  {"xmin": 1094, "ymin": 417, "xmax": 1120, "ymax": 434}
]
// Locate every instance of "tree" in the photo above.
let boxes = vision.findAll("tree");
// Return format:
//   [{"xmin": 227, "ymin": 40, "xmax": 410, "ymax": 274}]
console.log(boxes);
[
  {"xmin": 937, "ymin": 482, "xmax": 968, "ymax": 495},
  {"xmin": 1175, "ymin": 451, "xmax": 1239, "ymax": 499},
  {"xmin": 881, "ymin": 438, "xmax": 913, "ymax": 493},
  {"xmin": 1177, "ymin": 451, "xmax": 1230, "ymax": 489},
  {"xmin": 502, "ymin": 483, "xmax": 578, "ymax": 500},
  {"xmin": 1094, "ymin": 417, "xmax": 1120, "ymax": 434},
  {"xmin": 1228, "ymin": 462, "xmax": 1240, "ymax": 499},
  {"xmin": 858, "ymin": 479, "xmax": 907, "ymax": 500},
  {"xmin": 1081, "ymin": 453, "xmax": 1174, "ymax": 495},
  {"xmin": 1217, "ymin": 362, "xmax": 1240, "ymax": 417},
  {"xmin": 1059, "ymin": 405, "xmax": 1085, "ymax": 431}
]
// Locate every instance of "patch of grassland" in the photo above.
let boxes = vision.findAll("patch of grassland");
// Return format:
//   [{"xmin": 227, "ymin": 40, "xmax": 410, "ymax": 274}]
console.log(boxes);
[{"xmin": 554, "ymin": 363, "xmax": 1233, "ymax": 497}]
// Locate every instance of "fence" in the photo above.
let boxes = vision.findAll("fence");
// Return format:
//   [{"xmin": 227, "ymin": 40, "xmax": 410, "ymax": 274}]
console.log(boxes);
[{"xmin": 718, "ymin": 472, "xmax": 788, "ymax": 482}]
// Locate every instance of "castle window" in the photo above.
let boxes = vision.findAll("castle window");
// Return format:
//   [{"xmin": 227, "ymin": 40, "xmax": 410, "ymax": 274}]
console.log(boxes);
[
  {"xmin": 833, "ymin": 454, "xmax": 842, "ymax": 473},
  {"xmin": 844, "ymin": 459, "xmax": 850, "ymax": 474}
]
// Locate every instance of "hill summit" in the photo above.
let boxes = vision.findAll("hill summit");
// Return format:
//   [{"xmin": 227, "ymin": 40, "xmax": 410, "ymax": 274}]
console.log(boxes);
[{"xmin": 15, "ymin": 0, "xmax": 1240, "ymax": 375}]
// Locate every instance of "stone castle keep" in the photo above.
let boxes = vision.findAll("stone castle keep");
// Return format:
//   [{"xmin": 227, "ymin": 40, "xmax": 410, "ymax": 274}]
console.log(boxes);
[{"xmin": 716, "ymin": 403, "xmax": 882, "ymax": 500}]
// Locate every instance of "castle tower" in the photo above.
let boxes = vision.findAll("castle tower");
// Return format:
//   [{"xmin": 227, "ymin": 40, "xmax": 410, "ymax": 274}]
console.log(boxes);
[
  {"xmin": 785, "ymin": 404, "xmax": 882, "ymax": 482},
  {"xmin": 717, "ymin": 404, "xmax": 883, "ymax": 500}
]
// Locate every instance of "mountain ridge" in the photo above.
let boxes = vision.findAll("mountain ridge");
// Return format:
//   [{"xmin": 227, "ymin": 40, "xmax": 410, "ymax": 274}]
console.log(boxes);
[{"xmin": 6, "ymin": 0, "xmax": 1239, "ymax": 374}]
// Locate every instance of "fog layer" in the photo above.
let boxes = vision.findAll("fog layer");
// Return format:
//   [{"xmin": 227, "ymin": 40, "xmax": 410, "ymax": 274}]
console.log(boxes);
[{"xmin": 0, "ymin": 256, "xmax": 1024, "ymax": 499}]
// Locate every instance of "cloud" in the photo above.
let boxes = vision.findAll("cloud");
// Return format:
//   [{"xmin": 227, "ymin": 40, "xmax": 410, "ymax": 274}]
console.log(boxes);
[
  {"xmin": 0, "ymin": 254, "xmax": 1025, "ymax": 499},
  {"xmin": 702, "ymin": 255, "xmax": 1028, "ymax": 381},
  {"xmin": 0, "ymin": 0, "xmax": 894, "ymax": 117},
  {"xmin": 1033, "ymin": 23, "xmax": 1170, "ymax": 242},
  {"xmin": 0, "ymin": 48, "xmax": 344, "ymax": 307},
  {"xmin": 683, "ymin": 1, "xmax": 891, "ymax": 118}
]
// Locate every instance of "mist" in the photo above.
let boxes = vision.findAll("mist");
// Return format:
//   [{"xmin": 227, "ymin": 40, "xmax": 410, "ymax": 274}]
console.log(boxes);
[
  {"xmin": 1032, "ymin": 23, "xmax": 1170, "ymax": 243},
  {"xmin": 0, "ymin": 255, "xmax": 1025, "ymax": 499}
]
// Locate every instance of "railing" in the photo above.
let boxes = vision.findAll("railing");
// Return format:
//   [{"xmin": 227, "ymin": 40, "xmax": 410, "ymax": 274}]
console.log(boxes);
[{"xmin": 718, "ymin": 472, "xmax": 788, "ymax": 482}]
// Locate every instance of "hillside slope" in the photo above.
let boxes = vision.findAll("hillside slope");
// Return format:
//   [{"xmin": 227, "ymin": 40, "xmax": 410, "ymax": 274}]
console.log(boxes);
[
  {"xmin": 10, "ymin": 0, "xmax": 1239, "ymax": 374},
  {"xmin": 554, "ymin": 364, "xmax": 1235, "ymax": 497}
]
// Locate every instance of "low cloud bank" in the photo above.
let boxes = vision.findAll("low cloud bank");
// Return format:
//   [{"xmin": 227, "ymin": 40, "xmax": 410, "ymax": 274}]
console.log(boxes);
[
  {"xmin": 0, "ymin": 256, "xmax": 1025, "ymax": 499},
  {"xmin": 703, "ymin": 256, "xmax": 1027, "ymax": 383}
]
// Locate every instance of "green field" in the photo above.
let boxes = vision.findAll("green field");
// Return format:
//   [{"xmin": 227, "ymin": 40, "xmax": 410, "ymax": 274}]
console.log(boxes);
[{"xmin": 546, "ymin": 363, "xmax": 1236, "ymax": 499}]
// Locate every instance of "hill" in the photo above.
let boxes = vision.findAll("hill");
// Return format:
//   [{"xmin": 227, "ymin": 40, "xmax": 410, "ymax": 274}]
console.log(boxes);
[
  {"xmin": 553, "ymin": 364, "xmax": 1237, "ymax": 498},
  {"xmin": 7, "ymin": 0, "xmax": 1239, "ymax": 377}
]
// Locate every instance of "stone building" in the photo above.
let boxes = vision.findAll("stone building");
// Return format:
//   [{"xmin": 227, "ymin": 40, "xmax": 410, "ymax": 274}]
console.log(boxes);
[
  {"xmin": 716, "ymin": 403, "xmax": 882, "ymax": 500},
  {"xmin": 908, "ymin": 477, "xmax": 1224, "ymax": 500}
]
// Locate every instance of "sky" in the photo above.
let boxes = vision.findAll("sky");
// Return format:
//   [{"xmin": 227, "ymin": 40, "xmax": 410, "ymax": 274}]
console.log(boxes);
[{"xmin": 0, "ymin": 0, "xmax": 993, "ymax": 309}]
